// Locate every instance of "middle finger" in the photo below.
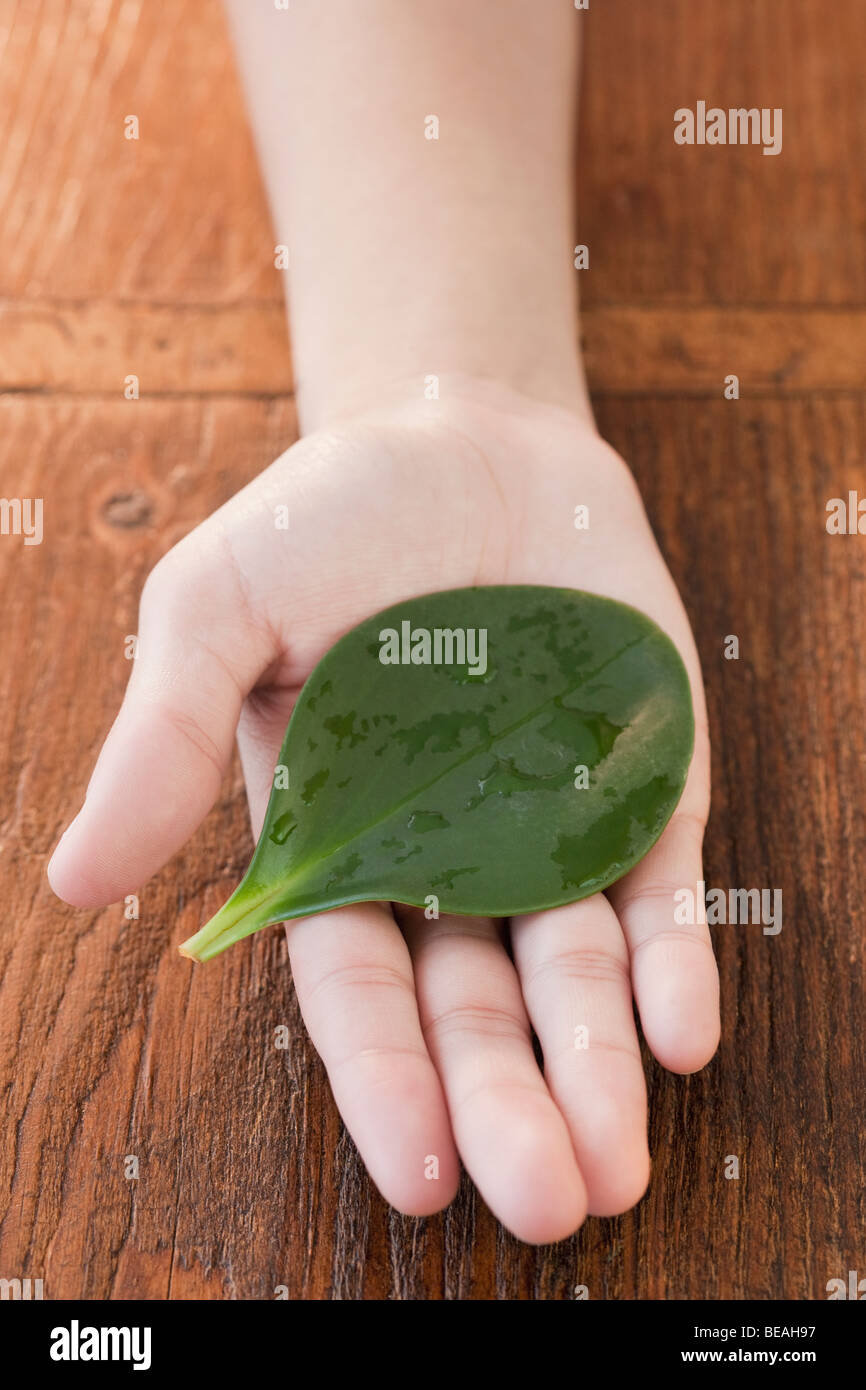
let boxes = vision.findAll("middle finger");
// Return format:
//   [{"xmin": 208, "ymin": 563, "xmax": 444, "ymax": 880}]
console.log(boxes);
[{"xmin": 400, "ymin": 908, "xmax": 587, "ymax": 1245}]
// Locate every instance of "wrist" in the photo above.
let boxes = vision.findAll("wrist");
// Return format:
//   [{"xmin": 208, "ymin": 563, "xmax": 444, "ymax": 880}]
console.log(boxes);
[
  {"xmin": 294, "ymin": 368, "xmax": 600, "ymax": 448},
  {"xmin": 287, "ymin": 313, "xmax": 596, "ymax": 438}
]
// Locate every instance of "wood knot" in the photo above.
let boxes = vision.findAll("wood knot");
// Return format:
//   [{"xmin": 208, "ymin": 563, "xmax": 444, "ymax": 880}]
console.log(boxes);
[{"xmin": 101, "ymin": 491, "xmax": 155, "ymax": 529}]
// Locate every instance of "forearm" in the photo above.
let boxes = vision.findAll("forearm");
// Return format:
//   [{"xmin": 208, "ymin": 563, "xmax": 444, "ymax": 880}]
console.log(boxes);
[{"xmin": 224, "ymin": 0, "xmax": 590, "ymax": 432}]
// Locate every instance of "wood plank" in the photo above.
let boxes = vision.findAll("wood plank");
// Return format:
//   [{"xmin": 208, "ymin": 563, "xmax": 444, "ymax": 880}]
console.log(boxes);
[
  {"xmin": 0, "ymin": 299, "xmax": 294, "ymax": 394},
  {"xmin": 4, "ymin": 300, "xmax": 866, "ymax": 395},
  {"xmin": 582, "ymin": 306, "xmax": 866, "ymax": 394},
  {"xmin": 0, "ymin": 394, "xmax": 863, "ymax": 1298}
]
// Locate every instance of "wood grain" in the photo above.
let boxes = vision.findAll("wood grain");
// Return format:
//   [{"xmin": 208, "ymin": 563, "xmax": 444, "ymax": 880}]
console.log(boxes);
[{"xmin": 0, "ymin": 0, "xmax": 864, "ymax": 1300}]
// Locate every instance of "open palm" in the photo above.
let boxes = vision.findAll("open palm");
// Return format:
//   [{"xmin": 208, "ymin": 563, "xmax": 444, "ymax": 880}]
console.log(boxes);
[{"xmin": 49, "ymin": 383, "xmax": 718, "ymax": 1243}]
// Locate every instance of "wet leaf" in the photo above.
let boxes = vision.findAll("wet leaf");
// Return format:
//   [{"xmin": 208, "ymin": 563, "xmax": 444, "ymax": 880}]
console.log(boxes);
[{"xmin": 180, "ymin": 586, "xmax": 694, "ymax": 962}]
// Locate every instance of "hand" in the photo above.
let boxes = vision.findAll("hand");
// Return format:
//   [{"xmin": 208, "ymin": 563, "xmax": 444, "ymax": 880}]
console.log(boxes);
[{"xmin": 48, "ymin": 379, "xmax": 718, "ymax": 1244}]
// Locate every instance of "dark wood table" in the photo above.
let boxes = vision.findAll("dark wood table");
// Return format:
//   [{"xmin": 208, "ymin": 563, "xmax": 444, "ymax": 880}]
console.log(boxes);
[{"xmin": 1, "ymin": 0, "xmax": 863, "ymax": 1299}]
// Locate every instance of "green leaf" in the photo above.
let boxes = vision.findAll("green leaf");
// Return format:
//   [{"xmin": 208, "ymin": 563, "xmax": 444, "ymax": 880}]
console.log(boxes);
[{"xmin": 180, "ymin": 586, "xmax": 694, "ymax": 962}]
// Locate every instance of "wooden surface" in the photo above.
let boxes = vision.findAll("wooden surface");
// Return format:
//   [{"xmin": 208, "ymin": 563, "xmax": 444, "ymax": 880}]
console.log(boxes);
[{"xmin": 1, "ymin": 0, "xmax": 864, "ymax": 1300}]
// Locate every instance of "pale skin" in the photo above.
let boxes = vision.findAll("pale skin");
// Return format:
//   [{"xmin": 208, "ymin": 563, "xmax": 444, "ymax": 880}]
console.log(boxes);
[{"xmin": 48, "ymin": 0, "xmax": 719, "ymax": 1244}]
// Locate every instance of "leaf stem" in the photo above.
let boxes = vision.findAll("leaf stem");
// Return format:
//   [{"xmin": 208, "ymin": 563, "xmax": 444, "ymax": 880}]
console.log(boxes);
[{"xmin": 179, "ymin": 882, "xmax": 287, "ymax": 962}]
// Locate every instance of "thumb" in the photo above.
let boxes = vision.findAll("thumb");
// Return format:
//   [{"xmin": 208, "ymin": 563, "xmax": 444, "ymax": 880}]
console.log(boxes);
[{"xmin": 48, "ymin": 541, "xmax": 277, "ymax": 908}]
